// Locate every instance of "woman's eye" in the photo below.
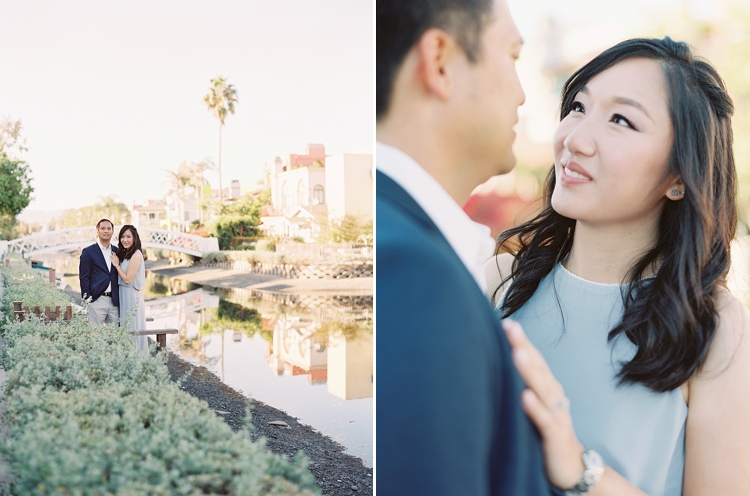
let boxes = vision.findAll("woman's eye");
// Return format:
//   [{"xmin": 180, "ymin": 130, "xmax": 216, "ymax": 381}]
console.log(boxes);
[
  {"xmin": 571, "ymin": 101, "xmax": 585, "ymax": 113},
  {"xmin": 612, "ymin": 114, "xmax": 634, "ymax": 129}
]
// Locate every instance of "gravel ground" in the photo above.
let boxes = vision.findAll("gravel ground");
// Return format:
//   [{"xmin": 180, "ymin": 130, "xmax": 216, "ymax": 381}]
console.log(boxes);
[{"xmin": 165, "ymin": 351, "xmax": 373, "ymax": 496}]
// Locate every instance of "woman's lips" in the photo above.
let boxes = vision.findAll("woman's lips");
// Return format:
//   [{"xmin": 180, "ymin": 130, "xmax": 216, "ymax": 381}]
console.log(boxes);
[{"xmin": 560, "ymin": 162, "xmax": 592, "ymax": 184}]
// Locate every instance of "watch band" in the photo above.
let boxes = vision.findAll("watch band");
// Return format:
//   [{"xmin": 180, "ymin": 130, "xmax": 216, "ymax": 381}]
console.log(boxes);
[{"xmin": 564, "ymin": 449, "xmax": 605, "ymax": 495}]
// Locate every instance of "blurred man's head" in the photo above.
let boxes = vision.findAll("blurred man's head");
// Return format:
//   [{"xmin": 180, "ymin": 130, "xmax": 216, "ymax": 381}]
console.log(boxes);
[
  {"xmin": 96, "ymin": 219, "xmax": 114, "ymax": 244},
  {"xmin": 377, "ymin": 0, "xmax": 525, "ymax": 201}
]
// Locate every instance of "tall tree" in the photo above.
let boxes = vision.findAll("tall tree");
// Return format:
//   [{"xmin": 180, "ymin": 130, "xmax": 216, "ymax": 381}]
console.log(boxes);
[
  {"xmin": 0, "ymin": 117, "xmax": 27, "ymax": 156},
  {"xmin": 0, "ymin": 153, "xmax": 34, "ymax": 238},
  {"xmin": 55, "ymin": 196, "xmax": 130, "ymax": 229},
  {"xmin": 188, "ymin": 159, "xmax": 216, "ymax": 224},
  {"xmin": 203, "ymin": 77, "xmax": 238, "ymax": 201},
  {"xmin": 0, "ymin": 118, "xmax": 33, "ymax": 239},
  {"xmin": 164, "ymin": 162, "xmax": 194, "ymax": 232}
]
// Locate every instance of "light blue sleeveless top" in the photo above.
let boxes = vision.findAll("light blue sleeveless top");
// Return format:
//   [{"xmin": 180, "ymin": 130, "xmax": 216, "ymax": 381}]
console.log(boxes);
[{"xmin": 502, "ymin": 263, "xmax": 686, "ymax": 496}]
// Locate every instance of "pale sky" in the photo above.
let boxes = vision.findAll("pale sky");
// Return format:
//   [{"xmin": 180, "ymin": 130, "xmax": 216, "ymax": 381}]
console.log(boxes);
[{"xmin": 1, "ymin": 0, "xmax": 373, "ymax": 214}]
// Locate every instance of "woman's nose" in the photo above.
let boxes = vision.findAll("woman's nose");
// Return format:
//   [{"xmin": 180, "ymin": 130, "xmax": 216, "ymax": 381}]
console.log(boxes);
[{"xmin": 562, "ymin": 118, "xmax": 596, "ymax": 157}]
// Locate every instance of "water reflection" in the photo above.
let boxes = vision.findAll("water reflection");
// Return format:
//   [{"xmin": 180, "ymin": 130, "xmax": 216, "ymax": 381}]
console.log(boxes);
[
  {"xmin": 28, "ymin": 253, "xmax": 372, "ymax": 467},
  {"xmin": 142, "ymin": 271, "xmax": 373, "ymax": 466}
]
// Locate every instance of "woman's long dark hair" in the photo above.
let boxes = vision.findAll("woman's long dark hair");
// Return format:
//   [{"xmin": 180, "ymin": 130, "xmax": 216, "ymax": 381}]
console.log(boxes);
[
  {"xmin": 495, "ymin": 37, "xmax": 737, "ymax": 393},
  {"xmin": 116, "ymin": 225, "xmax": 143, "ymax": 262}
]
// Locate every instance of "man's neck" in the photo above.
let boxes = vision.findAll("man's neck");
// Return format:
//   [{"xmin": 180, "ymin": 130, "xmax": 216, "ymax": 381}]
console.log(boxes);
[
  {"xmin": 378, "ymin": 123, "xmax": 475, "ymax": 205},
  {"xmin": 98, "ymin": 239, "xmax": 111, "ymax": 250}
]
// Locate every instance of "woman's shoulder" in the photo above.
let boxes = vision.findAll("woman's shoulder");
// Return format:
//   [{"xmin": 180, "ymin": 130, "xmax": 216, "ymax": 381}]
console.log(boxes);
[
  {"xmin": 693, "ymin": 287, "xmax": 750, "ymax": 383},
  {"xmin": 483, "ymin": 252, "xmax": 514, "ymax": 301}
]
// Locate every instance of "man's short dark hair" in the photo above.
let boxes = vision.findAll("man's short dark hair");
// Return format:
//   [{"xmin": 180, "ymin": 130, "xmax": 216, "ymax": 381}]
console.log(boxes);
[
  {"xmin": 96, "ymin": 219, "xmax": 114, "ymax": 229},
  {"xmin": 376, "ymin": 0, "xmax": 493, "ymax": 120}
]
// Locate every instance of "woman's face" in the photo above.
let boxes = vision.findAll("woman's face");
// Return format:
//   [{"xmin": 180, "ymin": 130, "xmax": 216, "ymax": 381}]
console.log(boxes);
[
  {"xmin": 551, "ymin": 57, "xmax": 678, "ymax": 227},
  {"xmin": 120, "ymin": 230, "xmax": 134, "ymax": 249}
]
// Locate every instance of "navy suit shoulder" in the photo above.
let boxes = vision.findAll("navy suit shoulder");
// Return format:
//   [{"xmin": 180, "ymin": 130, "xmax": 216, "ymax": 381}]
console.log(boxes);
[
  {"xmin": 376, "ymin": 172, "xmax": 549, "ymax": 495},
  {"xmin": 79, "ymin": 243, "xmax": 119, "ymax": 306}
]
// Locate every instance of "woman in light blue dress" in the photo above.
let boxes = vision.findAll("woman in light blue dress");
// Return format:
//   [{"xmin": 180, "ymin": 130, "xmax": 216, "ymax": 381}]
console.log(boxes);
[
  {"xmin": 111, "ymin": 225, "xmax": 148, "ymax": 353},
  {"xmin": 485, "ymin": 38, "xmax": 750, "ymax": 494}
]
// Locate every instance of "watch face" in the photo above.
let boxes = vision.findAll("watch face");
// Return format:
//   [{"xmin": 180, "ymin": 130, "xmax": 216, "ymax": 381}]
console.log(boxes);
[{"xmin": 582, "ymin": 450, "xmax": 606, "ymax": 483}]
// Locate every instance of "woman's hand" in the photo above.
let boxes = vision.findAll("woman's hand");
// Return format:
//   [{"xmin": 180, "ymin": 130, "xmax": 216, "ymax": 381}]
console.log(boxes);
[
  {"xmin": 111, "ymin": 253, "xmax": 120, "ymax": 267},
  {"xmin": 502, "ymin": 319, "xmax": 587, "ymax": 490}
]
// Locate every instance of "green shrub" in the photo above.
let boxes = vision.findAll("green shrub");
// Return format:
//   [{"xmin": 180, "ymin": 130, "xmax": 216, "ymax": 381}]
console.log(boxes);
[
  {"xmin": 200, "ymin": 251, "xmax": 228, "ymax": 263},
  {"xmin": 1, "ymin": 259, "xmax": 72, "ymax": 319},
  {"xmin": 3, "ymin": 384, "xmax": 317, "ymax": 495},
  {"xmin": 0, "ymin": 261, "xmax": 321, "ymax": 495},
  {"xmin": 255, "ymin": 239, "xmax": 275, "ymax": 252},
  {"xmin": 212, "ymin": 216, "xmax": 260, "ymax": 250}
]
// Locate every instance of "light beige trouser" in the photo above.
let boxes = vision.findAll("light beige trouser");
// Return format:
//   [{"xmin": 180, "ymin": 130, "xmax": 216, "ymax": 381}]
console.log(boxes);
[{"xmin": 88, "ymin": 295, "xmax": 119, "ymax": 325}]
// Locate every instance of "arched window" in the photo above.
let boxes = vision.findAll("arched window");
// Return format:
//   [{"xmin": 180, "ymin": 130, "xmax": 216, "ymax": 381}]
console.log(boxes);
[
  {"xmin": 297, "ymin": 180, "xmax": 305, "ymax": 206},
  {"xmin": 281, "ymin": 181, "xmax": 290, "ymax": 207},
  {"xmin": 313, "ymin": 185, "xmax": 325, "ymax": 205}
]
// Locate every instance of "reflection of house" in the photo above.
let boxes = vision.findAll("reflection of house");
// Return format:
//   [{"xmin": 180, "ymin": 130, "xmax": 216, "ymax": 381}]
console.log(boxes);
[
  {"xmin": 266, "ymin": 315, "xmax": 328, "ymax": 384},
  {"xmin": 131, "ymin": 200, "xmax": 167, "ymax": 229},
  {"xmin": 260, "ymin": 144, "xmax": 373, "ymax": 240},
  {"xmin": 263, "ymin": 312, "xmax": 374, "ymax": 398},
  {"xmin": 327, "ymin": 332, "xmax": 373, "ymax": 400}
]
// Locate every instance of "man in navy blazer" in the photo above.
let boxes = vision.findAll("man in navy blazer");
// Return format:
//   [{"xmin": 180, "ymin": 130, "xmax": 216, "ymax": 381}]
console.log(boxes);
[
  {"xmin": 79, "ymin": 219, "xmax": 119, "ymax": 324},
  {"xmin": 377, "ymin": 0, "xmax": 551, "ymax": 494}
]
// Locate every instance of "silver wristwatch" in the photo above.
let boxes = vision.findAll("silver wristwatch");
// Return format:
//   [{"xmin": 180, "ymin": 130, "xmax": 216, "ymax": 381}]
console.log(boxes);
[{"xmin": 564, "ymin": 449, "xmax": 605, "ymax": 495}]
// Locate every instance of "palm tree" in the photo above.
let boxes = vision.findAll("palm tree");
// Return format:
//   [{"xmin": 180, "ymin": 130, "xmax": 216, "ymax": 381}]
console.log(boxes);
[
  {"xmin": 188, "ymin": 159, "xmax": 216, "ymax": 225},
  {"xmin": 164, "ymin": 163, "xmax": 193, "ymax": 232},
  {"xmin": 204, "ymin": 77, "xmax": 238, "ymax": 201}
]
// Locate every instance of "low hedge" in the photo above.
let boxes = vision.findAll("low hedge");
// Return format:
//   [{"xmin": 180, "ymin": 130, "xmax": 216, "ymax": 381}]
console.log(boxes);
[
  {"xmin": 0, "ymin": 261, "xmax": 320, "ymax": 495},
  {"xmin": 200, "ymin": 249, "xmax": 369, "ymax": 266}
]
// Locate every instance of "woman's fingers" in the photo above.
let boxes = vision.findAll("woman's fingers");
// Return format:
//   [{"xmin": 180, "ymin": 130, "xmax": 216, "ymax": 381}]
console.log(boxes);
[
  {"xmin": 503, "ymin": 320, "xmax": 565, "ymax": 408},
  {"xmin": 521, "ymin": 389, "xmax": 556, "ymax": 432}
]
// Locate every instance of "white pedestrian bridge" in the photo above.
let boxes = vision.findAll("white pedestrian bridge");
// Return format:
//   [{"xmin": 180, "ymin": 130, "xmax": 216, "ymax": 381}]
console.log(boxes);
[{"xmin": 0, "ymin": 227, "xmax": 220, "ymax": 259}]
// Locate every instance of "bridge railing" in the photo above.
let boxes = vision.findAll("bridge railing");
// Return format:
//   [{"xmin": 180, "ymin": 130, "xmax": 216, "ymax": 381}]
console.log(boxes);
[{"xmin": 1, "ymin": 227, "xmax": 219, "ymax": 258}]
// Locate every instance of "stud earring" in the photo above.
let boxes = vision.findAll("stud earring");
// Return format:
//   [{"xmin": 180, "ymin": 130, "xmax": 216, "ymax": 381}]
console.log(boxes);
[{"xmin": 671, "ymin": 188, "xmax": 684, "ymax": 197}]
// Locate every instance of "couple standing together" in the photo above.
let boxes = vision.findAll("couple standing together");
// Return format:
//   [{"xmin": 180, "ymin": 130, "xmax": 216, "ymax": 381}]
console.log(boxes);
[
  {"xmin": 79, "ymin": 219, "xmax": 149, "ymax": 353},
  {"xmin": 377, "ymin": 0, "xmax": 750, "ymax": 494}
]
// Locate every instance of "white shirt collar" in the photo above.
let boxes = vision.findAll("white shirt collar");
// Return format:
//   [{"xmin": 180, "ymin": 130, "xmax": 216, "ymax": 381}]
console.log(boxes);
[
  {"xmin": 96, "ymin": 240, "xmax": 112, "ymax": 292},
  {"xmin": 377, "ymin": 141, "xmax": 496, "ymax": 293}
]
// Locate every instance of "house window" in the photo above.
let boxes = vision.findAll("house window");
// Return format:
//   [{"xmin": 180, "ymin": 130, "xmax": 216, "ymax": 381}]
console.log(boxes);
[
  {"xmin": 149, "ymin": 213, "xmax": 155, "ymax": 219},
  {"xmin": 313, "ymin": 185, "xmax": 325, "ymax": 205}
]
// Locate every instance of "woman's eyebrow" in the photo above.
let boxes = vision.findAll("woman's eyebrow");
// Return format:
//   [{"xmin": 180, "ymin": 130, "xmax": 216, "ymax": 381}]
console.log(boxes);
[{"xmin": 613, "ymin": 96, "xmax": 654, "ymax": 122}]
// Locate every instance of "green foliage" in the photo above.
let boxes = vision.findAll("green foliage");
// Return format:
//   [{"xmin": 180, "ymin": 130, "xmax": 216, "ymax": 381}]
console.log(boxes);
[
  {"xmin": 0, "ymin": 264, "xmax": 321, "ymax": 495},
  {"xmin": 0, "ymin": 117, "xmax": 27, "ymax": 155},
  {"xmin": 0, "ymin": 152, "xmax": 34, "ymax": 238},
  {"xmin": 204, "ymin": 77, "xmax": 238, "ymax": 126},
  {"xmin": 1, "ymin": 259, "xmax": 72, "ymax": 321},
  {"xmin": 54, "ymin": 195, "xmax": 131, "ymax": 229},
  {"xmin": 199, "ymin": 300, "xmax": 262, "ymax": 338},
  {"xmin": 200, "ymin": 248, "xmax": 370, "ymax": 265},
  {"xmin": 256, "ymin": 239, "xmax": 275, "ymax": 252},
  {"xmin": 318, "ymin": 215, "xmax": 373, "ymax": 243},
  {"xmin": 201, "ymin": 251, "xmax": 229, "ymax": 263},
  {"xmin": 212, "ymin": 216, "xmax": 260, "ymax": 250}
]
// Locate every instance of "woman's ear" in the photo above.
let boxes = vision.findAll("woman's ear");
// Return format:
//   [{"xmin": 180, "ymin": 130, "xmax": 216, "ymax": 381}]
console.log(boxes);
[{"xmin": 665, "ymin": 176, "xmax": 685, "ymax": 201}]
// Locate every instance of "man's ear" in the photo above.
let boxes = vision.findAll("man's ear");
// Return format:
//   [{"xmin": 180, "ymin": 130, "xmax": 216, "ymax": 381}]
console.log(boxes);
[
  {"xmin": 415, "ymin": 28, "xmax": 460, "ymax": 102},
  {"xmin": 665, "ymin": 176, "xmax": 685, "ymax": 201}
]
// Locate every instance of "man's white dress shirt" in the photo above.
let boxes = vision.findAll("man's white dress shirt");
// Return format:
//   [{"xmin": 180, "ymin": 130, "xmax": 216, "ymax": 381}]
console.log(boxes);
[
  {"xmin": 376, "ymin": 142, "xmax": 496, "ymax": 293},
  {"xmin": 97, "ymin": 241, "xmax": 112, "ymax": 293}
]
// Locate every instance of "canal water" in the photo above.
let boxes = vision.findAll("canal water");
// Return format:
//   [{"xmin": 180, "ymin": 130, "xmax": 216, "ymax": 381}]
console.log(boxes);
[{"xmin": 44, "ymin": 252, "xmax": 373, "ymax": 467}]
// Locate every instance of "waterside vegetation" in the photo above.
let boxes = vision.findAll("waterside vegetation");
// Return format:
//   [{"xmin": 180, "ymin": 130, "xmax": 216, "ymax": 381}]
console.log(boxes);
[{"xmin": 0, "ymin": 258, "xmax": 320, "ymax": 495}]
